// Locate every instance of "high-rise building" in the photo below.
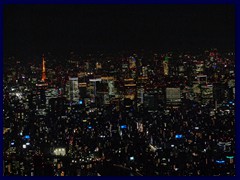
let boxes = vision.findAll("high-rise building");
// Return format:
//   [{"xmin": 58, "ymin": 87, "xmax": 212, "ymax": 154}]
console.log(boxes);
[
  {"xmin": 163, "ymin": 56, "xmax": 169, "ymax": 76},
  {"xmin": 129, "ymin": 56, "xmax": 137, "ymax": 79},
  {"xmin": 165, "ymin": 87, "xmax": 181, "ymax": 105},
  {"xmin": 66, "ymin": 77, "xmax": 79, "ymax": 103},
  {"xmin": 143, "ymin": 93, "xmax": 158, "ymax": 111}
]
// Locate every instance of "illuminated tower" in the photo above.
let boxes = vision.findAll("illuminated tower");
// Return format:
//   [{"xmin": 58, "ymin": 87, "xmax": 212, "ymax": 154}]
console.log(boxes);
[
  {"xmin": 41, "ymin": 54, "xmax": 47, "ymax": 82},
  {"xmin": 163, "ymin": 56, "xmax": 169, "ymax": 76}
]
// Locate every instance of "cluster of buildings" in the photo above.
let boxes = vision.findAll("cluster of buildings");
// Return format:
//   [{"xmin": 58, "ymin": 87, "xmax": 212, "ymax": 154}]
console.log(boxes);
[{"xmin": 3, "ymin": 49, "xmax": 235, "ymax": 176}]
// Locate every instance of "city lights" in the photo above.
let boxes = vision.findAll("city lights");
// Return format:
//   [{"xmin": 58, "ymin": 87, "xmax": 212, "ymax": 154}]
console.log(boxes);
[{"xmin": 3, "ymin": 4, "xmax": 235, "ymax": 177}]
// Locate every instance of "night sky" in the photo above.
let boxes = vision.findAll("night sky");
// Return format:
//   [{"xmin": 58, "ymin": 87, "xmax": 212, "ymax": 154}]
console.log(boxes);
[{"xmin": 4, "ymin": 4, "xmax": 235, "ymax": 57}]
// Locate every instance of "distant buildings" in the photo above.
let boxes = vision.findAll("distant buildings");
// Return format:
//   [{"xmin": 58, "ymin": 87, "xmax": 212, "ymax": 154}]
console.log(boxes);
[
  {"xmin": 3, "ymin": 49, "xmax": 236, "ymax": 176},
  {"xmin": 66, "ymin": 77, "xmax": 79, "ymax": 103}
]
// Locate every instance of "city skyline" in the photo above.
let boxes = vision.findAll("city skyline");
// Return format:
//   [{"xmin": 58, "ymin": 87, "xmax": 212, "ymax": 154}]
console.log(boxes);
[{"xmin": 3, "ymin": 4, "xmax": 236, "ymax": 176}]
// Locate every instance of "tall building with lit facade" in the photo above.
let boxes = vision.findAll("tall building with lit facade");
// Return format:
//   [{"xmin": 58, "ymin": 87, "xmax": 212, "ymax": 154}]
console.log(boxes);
[
  {"xmin": 163, "ymin": 56, "xmax": 169, "ymax": 76},
  {"xmin": 66, "ymin": 77, "xmax": 79, "ymax": 103}
]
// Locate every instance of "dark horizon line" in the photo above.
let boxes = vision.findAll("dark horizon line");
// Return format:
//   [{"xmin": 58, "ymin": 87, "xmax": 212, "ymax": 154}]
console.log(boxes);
[{"xmin": 3, "ymin": 47, "xmax": 235, "ymax": 65}]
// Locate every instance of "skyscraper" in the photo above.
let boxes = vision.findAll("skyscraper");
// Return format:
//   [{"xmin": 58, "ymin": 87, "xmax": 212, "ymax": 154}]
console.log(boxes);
[
  {"xmin": 66, "ymin": 77, "xmax": 79, "ymax": 103},
  {"xmin": 163, "ymin": 56, "xmax": 169, "ymax": 76}
]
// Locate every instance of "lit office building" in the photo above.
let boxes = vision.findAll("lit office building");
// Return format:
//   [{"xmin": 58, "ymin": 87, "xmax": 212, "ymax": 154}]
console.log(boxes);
[{"xmin": 66, "ymin": 77, "xmax": 79, "ymax": 103}]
